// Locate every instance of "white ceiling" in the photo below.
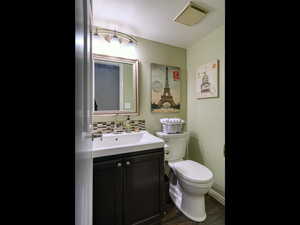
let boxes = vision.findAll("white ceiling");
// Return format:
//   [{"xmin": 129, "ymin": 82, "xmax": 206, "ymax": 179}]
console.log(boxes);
[{"xmin": 93, "ymin": 0, "xmax": 225, "ymax": 49}]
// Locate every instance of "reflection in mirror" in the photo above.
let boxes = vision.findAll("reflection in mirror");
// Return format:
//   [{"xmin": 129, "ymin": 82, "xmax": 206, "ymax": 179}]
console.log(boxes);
[{"xmin": 93, "ymin": 54, "xmax": 138, "ymax": 115}]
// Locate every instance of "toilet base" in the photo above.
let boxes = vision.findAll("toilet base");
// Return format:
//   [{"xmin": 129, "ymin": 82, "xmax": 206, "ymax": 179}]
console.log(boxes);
[{"xmin": 169, "ymin": 180, "xmax": 207, "ymax": 222}]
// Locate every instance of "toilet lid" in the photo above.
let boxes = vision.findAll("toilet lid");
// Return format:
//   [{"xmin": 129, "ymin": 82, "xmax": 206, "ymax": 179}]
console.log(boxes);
[{"xmin": 174, "ymin": 160, "xmax": 213, "ymax": 184}]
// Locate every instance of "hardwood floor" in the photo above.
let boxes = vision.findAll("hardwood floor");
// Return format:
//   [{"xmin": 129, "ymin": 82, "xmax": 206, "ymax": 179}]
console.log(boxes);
[{"xmin": 162, "ymin": 195, "xmax": 225, "ymax": 225}]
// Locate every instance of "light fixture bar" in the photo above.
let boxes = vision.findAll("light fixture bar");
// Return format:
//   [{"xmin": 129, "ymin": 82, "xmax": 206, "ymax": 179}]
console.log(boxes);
[{"xmin": 94, "ymin": 27, "xmax": 138, "ymax": 45}]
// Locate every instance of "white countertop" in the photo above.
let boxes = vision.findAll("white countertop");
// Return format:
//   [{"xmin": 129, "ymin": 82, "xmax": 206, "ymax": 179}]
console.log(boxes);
[{"xmin": 92, "ymin": 131, "xmax": 165, "ymax": 158}]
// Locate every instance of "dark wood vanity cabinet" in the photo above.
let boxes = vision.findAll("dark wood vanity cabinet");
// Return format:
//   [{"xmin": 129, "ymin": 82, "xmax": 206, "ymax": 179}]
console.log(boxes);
[
  {"xmin": 93, "ymin": 158, "xmax": 123, "ymax": 225},
  {"xmin": 93, "ymin": 148, "xmax": 164, "ymax": 225}
]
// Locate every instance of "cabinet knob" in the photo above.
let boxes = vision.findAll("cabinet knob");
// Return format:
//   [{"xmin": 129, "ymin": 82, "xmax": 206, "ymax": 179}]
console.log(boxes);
[
  {"xmin": 117, "ymin": 162, "xmax": 122, "ymax": 167},
  {"xmin": 126, "ymin": 161, "xmax": 131, "ymax": 166}
]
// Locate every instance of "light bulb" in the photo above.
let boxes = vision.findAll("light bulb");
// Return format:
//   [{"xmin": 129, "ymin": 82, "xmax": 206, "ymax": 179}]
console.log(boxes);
[
  {"xmin": 128, "ymin": 39, "xmax": 136, "ymax": 47},
  {"xmin": 111, "ymin": 35, "xmax": 119, "ymax": 44},
  {"xmin": 110, "ymin": 34, "xmax": 121, "ymax": 50}
]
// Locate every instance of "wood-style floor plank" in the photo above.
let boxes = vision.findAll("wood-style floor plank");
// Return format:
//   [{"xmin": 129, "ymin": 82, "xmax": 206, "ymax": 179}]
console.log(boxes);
[{"xmin": 162, "ymin": 195, "xmax": 224, "ymax": 225}]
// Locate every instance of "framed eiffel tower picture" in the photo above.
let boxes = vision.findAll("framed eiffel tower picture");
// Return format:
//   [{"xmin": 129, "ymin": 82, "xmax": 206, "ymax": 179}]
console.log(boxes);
[
  {"xmin": 195, "ymin": 59, "xmax": 219, "ymax": 99},
  {"xmin": 151, "ymin": 63, "xmax": 180, "ymax": 112}
]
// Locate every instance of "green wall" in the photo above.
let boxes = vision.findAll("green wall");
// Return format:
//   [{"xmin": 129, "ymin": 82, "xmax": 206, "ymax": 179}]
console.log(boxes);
[
  {"xmin": 186, "ymin": 25, "xmax": 225, "ymax": 196},
  {"xmin": 93, "ymin": 36, "xmax": 187, "ymax": 134}
]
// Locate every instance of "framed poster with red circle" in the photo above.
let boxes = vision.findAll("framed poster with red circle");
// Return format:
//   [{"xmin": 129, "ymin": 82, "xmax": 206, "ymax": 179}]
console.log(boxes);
[{"xmin": 151, "ymin": 63, "xmax": 181, "ymax": 112}]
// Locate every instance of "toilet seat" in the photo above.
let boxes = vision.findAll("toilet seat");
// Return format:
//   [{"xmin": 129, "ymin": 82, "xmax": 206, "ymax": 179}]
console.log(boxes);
[{"xmin": 173, "ymin": 160, "xmax": 213, "ymax": 184}]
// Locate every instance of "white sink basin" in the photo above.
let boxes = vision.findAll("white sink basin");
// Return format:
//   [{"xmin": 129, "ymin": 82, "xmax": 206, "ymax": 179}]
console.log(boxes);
[{"xmin": 92, "ymin": 131, "xmax": 165, "ymax": 158}]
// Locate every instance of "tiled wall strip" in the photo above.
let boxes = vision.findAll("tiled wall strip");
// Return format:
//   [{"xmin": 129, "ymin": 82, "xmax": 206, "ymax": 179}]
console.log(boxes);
[{"xmin": 93, "ymin": 120, "xmax": 145, "ymax": 133}]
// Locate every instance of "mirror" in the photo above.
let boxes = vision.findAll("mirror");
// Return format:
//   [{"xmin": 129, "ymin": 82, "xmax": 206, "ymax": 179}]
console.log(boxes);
[{"xmin": 93, "ymin": 54, "xmax": 139, "ymax": 115}]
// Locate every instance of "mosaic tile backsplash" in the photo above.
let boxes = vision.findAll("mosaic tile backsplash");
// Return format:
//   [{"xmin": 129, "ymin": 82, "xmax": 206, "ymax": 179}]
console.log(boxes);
[{"xmin": 93, "ymin": 120, "xmax": 145, "ymax": 133}]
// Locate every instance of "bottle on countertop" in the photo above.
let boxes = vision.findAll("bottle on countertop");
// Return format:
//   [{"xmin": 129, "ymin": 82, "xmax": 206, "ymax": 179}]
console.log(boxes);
[{"xmin": 124, "ymin": 115, "xmax": 131, "ymax": 132}]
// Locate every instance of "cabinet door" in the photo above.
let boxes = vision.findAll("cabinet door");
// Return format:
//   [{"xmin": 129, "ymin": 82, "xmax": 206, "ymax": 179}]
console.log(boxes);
[
  {"xmin": 93, "ymin": 159, "xmax": 123, "ymax": 225},
  {"xmin": 123, "ymin": 152, "xmax": 164, "ymax": 225}
]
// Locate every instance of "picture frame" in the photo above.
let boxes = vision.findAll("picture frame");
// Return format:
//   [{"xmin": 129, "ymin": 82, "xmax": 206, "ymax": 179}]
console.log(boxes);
[
  {"xmin": 195, "ymin": 59, "xmax": 219, "ymax": 99},
  {"xmin": 151, "ymin": 63, "xmax": 181, "ymax": 112}
]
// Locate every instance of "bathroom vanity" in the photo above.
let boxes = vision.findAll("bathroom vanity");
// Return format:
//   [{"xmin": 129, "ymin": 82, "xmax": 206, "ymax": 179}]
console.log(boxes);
[{"xmin": 92, "ymin": 131, "xmax": 165, "ymax": 225}]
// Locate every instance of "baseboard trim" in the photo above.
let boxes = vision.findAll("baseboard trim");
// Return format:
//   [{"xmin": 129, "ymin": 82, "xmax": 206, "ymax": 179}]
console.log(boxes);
[{"xmin": 208, "ymin": 188, "xmax": 225, "ymax": 206}]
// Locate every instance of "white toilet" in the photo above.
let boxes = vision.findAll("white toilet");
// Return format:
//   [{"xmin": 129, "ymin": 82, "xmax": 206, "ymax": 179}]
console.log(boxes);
[{"xmin": 156, "ymin": 132, "xmax": 213, "ymax": 222}]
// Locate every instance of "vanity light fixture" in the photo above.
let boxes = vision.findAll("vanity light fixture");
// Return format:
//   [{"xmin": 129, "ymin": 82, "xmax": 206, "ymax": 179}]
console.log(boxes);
[{"xmin": 94, "ymin": 27, "xmax": 137, "ymax": 46}]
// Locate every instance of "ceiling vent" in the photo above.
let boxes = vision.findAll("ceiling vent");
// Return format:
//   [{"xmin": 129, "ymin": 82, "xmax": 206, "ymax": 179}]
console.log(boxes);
[{"xmin": 174, "ymin": 1, "xmax": 208, "ymax": 26}]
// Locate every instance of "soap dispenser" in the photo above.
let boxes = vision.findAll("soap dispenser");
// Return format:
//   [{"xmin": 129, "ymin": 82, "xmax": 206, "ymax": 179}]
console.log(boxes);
[{"xmin": 124, "ymin": 115, "xmax": 131, "ymax": 132}]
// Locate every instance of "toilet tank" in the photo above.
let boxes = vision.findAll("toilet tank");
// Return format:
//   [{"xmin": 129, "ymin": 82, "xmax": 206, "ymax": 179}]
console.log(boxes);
[{"xmin": 156, "ymin": 132, "xmax": 188, "ymax": 162}]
